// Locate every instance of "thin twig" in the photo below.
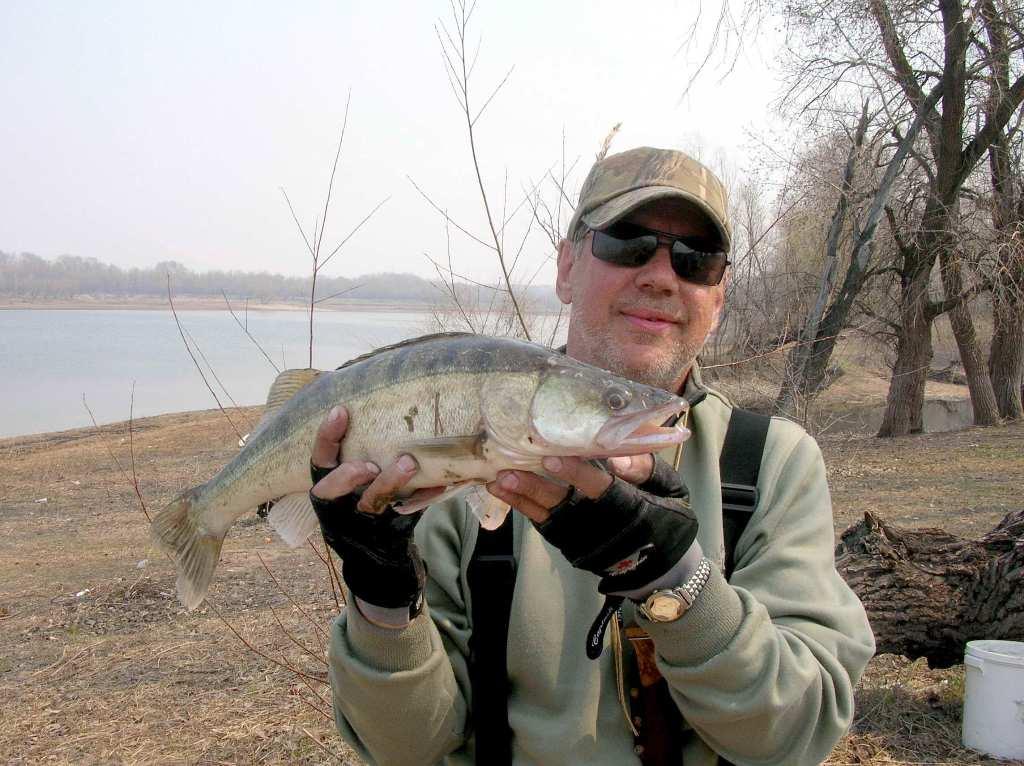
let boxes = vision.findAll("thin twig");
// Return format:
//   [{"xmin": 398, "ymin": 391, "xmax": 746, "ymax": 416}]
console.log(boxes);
[
  {"xmin": 265, "ymin": 597, "xmax": 327, "ymax": 667},
  {"xmin": 206, "ymin": 599, "xmax": 328, "ymax": 686},
  {"xmin": 82, "ymin": 397, "xmax": 150, "ymax": 521},
  {"xmin": 256, "ymin": 553, "xmax": 330, "ymax": 647},
  {"xmin": 408, "ymin": 176, "xmax": 494, "ymax": 250},
  {"xmin": 317, "ymin": 196, "xmax": 392, "ymax": 271},
  {"xmin": 183, "ymin": 327, "xmax": 246, "ymax": 413},
  {"xmin": 313, "ymin": 284, "xmax": 364, "ymax": 305},
  {"xmin": 279, "ymin": 188, "xmax": 316, "ymax": 260},
  {"xmin": 300, "ymin": 726, "xmax": 344, "ymax": 758},
  {"xmin": 166, "ymin": 275, "xmax": 243, "ymax": 441},
  {"xmin": 315, "ymin": 90, "xmax": 353, "ymax": 259},
  {"xmin": 307, "ymin": 538, "xmax": 343, "ymax": 613},
  {"xmin": 126, "ymin": 384, "xmax": 151, "ymax": 522},
  {"xmin": 221, "ymin": 290, "xmax": 281, "ymax": 374}
]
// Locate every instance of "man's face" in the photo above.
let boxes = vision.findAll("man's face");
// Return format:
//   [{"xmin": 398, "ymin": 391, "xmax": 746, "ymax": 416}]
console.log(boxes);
[{"xmin": 555, "ymin": 198, "xmax": 726, "ymax": 392}]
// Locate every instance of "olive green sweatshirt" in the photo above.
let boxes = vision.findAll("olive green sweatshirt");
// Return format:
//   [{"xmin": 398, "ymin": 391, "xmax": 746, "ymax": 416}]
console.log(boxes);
[{"xmin": 327, "ymin": 376, "xmax": 875, "ymax": 765}]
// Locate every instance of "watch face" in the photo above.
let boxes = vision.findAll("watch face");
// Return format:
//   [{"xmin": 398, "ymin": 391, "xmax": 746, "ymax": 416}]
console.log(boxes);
[{"xmin": 648, "ymin": 594, "xmax": 685, "ymax": 621}]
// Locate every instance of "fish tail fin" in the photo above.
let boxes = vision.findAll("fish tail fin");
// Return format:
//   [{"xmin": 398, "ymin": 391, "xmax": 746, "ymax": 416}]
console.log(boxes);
[{"xmin": 151, "ymin": 487, "xmax": 225, "ymax": 611}]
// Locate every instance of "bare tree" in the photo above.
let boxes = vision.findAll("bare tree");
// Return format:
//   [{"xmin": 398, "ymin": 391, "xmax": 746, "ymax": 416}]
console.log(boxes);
[
  {"xmin": 777, "ymin": 88, "xmax": 942, "ymax": 416},
  {"xmin": 279, "ymin": 94, "xmax": 389, "ymax": 367},
  {"xmin": 984, "ymin": 0, "xmax": 1024, "ymax": 420},
  {"xmin": 771, "ymin": 0, "xmax": 1024, "ymax": 435}
]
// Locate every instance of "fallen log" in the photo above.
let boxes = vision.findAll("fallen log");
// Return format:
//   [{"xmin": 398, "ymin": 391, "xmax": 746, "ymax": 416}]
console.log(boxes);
[{"xmin": 835, "ymin": 509, "xmax": 1024, "ymax": 668}]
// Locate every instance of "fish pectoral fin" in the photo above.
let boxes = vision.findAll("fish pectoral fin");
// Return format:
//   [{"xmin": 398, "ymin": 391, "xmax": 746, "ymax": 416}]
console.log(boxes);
[
  {"xmin": 151, "ymin": 486, "xmax": 225, "ymax": 611},
  {"xmin": 406, "ymin": 433, "xmax": 486, "ymax": 458},
  {"xmin": 466, "ymin": 485, "xmax": 511, "ymax": 530},
  {"xmin": 268, "ymin": 492, "xmax": 320, "ymax": 548},
  {"xmin": 393, "ymin": 482, "xmax": 475, "ymax": 514}
]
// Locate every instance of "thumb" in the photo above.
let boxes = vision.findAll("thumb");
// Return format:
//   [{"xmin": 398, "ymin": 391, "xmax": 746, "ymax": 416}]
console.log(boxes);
[{"xmin": 606, "ymin": 455, "xmax": 655, "ymax": 485}]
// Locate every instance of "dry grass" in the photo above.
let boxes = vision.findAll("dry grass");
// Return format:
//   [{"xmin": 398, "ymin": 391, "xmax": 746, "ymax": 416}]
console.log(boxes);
[{"xmin": 2, "ymin": 390, "xmax": 1022, "ymax": 764}]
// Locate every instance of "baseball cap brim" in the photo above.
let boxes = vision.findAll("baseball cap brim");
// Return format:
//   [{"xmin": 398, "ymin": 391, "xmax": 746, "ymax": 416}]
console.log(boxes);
[{"xmin": 580, "ymin": 186, "xmax": 732, "ymax": 251}]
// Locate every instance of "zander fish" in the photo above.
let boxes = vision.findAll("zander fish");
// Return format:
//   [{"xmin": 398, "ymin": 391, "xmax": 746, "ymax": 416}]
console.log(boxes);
[{"xmin": 151, "ymin": 333, "xmax": 689, "ymax": 609}]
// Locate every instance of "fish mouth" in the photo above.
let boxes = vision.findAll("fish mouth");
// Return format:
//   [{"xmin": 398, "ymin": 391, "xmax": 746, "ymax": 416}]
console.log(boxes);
[{"xmin": 594, "ymin": 398, "xmax": 690, "ymax": 456}]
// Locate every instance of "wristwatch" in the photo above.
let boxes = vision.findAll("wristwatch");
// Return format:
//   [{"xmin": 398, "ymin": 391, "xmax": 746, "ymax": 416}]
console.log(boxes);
[{"xmin": 637, "ymin": 557, "xmax": 712, "ymax": 622}]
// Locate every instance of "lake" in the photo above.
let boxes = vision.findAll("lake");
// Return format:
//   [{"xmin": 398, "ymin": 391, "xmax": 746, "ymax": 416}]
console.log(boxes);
[{"xmin": 0, "ymin": 308, "xmax": 450, "ymax": 438}]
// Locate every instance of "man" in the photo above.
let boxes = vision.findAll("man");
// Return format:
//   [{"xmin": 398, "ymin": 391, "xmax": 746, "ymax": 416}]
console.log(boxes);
[{"xmin": 308, "ymin": 147, "xmax": 875, "ymax": 765}]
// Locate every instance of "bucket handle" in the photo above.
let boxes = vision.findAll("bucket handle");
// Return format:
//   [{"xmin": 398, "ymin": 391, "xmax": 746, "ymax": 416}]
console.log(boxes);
[{"xmin": 964, "ymin": 655, "xmax": 985, "ymax": 673}]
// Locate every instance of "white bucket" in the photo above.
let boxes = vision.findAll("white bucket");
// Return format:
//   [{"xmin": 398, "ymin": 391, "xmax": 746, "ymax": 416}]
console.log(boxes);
[{"xmin": 962, "ymin": 640, "xmax": 1024, "ymax": 760}]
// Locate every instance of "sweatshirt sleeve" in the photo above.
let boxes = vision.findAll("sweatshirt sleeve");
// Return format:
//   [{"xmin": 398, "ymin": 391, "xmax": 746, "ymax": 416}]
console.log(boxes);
[
  {"xmin": 640, "ymin": 426, "xmax": 876, "ymax": 766},
  {"xmin": 327, "ymin": 501, "xmax": 474, "ymax": 765}
]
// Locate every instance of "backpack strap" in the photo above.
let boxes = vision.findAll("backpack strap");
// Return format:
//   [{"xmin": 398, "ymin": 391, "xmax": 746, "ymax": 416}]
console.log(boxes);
[
  {"xmin": 718, "ymin": 408, "xmax": 771, "ymax": 580},
  {"xmin": 464, "ymin": 407, "xmax": 771, "ymax": 766},
  {"xmin": 467, "ymin": 514, "xmax": 516, "ymax": 765}
]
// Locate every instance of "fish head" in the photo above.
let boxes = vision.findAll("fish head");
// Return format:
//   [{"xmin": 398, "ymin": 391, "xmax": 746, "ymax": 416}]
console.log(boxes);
[{"xmin": 482, "ymin": 357, "xmax": 689, "ymax": 459}]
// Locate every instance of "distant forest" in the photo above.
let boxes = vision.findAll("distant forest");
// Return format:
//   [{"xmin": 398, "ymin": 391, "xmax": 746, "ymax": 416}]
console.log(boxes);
[{"xmin": 0, "ymin": 251, "xmax": 560, "ymax": 310}]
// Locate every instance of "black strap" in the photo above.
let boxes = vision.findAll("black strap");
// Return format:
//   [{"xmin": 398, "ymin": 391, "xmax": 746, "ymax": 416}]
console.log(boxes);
[
  {"xmin": 464, "ymin": 407, "xmax": 770, "ymax": 766},
  {"xmin": 467, "ymin": 515, "xmax": 516, "ymax": 765},
  {"xmin": 718, "ymin": 408, "xmax": 771, "ymax": 580}
]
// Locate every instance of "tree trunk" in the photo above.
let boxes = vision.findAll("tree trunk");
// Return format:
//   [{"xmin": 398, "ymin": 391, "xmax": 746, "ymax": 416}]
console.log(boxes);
[
  {"xmin": 939, "ymin": 249, "xmax": 1002, "ymax": 425},
  {"xmin": 879, "ymin": 266, "xmax": 934, "ymax": 436},
  {"xmin": 990, "ymin": 288, "xmax": 1024, "ymax": 419},
  {"xmin": 836, "ymin": 509, "xmax": 1024, "ymax": 669}
]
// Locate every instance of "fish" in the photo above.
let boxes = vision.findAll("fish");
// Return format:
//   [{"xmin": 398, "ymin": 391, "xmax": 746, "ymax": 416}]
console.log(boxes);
[{"xmin": 151, "ymin": 332, "xmax": 690, "ymax": 609}]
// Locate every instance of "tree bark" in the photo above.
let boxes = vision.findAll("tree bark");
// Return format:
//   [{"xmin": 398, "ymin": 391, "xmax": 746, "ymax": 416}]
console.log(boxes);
[
  {"xmin": 836, "ymin": 509, "xmax": 1024, "ymax": 669},
  {"xmin": 986, "ymin": 72, "xmax": 1024, "ymax": 419},
  {"xmin": 940, "ymin": 248, "xmax": 1002, "ymax": 425},
  {"xmin": 990, "ymin": 288, "xmax": 1024, "ymax": 419},
  {"xmin": 879, "ymin": 262, "xmax": 934, "ymax": 436}
]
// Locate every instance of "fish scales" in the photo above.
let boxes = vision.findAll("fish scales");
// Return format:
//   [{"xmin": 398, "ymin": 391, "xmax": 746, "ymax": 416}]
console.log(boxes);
[{"xmin": 151, "ymin": 333, "xmax": 690, "ymax": 609}]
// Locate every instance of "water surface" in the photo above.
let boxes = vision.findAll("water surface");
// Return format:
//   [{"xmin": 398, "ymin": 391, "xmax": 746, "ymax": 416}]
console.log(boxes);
[{"xmin": 0, "ymin": 308, "xmax": 436, "ymax": 438}]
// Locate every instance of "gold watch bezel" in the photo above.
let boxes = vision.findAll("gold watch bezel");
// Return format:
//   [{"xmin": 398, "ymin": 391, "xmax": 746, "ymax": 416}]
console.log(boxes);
[{"xmin": 641, "ymin": 590, "xmax": 687, "ymax": 622}]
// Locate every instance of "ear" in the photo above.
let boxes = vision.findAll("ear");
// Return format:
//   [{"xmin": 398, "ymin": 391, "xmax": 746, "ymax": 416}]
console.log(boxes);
[
  {"xmin": 708, "ymin": 270, "xmax": 728, "ymax": 333},
  {"xmin": 555, "ymin": 238, "xmax": 575, "ymax": 305}
]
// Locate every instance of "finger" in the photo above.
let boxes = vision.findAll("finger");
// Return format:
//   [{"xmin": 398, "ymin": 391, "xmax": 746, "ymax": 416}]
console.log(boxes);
[
  {"xmin": 357, "ymin": 454, "xmax": 419, "ymax": 514},
  {"xmin": 492, "ymin": 470, "xmax": 570, "ymax": 511},
  {"xmin": 485, "ymin": 480, "xmax": 554, "ymax": 524},
  {"xmin": 311, "ymin": 460, "xmax": 379, "ymax": 500},
  {"xmin": 312, "ymin": 406, "xmax": 349, "ymax": 469},
  {"xmin": 606, "ymin": 454, "xmax": 654, "ymax": 485},
  {"xmin": 540, "ymin": 456, "xmax": 613, "ymax": 499}
]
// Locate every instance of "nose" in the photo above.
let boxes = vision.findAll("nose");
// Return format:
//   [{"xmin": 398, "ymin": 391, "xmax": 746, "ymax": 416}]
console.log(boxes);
[{"xmin": 633, "ymin": 246, "xmax": 678, "ymax": 296}]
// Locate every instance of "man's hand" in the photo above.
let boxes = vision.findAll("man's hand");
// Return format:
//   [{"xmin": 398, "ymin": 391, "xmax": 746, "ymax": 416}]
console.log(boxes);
[
  {"xmin": 309, "ymin": 406, "xmax": 427, "ymax": 613},
  {"xmin": 486, "ymin": 455, "xmax": 696, "ymax": 595}
]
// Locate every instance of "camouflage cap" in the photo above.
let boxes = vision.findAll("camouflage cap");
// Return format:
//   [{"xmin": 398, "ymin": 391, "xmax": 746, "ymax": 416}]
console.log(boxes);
[{"xmin": 567, "ymin": 147, "xmax": 731, "ymax": 251}]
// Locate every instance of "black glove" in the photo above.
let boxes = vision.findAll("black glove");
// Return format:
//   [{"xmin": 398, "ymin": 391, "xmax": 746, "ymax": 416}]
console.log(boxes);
[
  {"xmin": 309, "ymin": 462, "xmax": 426, "ymax": 614},
  {"xmin": 534, "ymin": 460, "xmax": 696, "ymax": 658},
  {"xmin": 536, "ymin": 470, "xmax": 697, "ymax": 595},
  {"xmin": 637, "ymin": 456, "xmax": 689, "ymax": 499}
]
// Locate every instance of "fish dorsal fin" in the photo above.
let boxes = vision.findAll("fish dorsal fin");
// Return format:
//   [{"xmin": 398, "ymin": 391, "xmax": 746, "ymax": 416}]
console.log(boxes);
[
  {"xmin": 245, "ymin": 368, "xmax": 324, "ymax": 444},
  {"xmin": 266, "ymin": 368, "xmax": 323, "ymax": 410},
  {"xmin": 336, "ymin": 332, "xmax": 475, "ymax": 371}
]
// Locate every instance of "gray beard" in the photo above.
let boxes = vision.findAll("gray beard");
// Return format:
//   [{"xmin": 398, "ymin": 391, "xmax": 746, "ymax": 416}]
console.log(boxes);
[{"xmin": 567, "ymin": 316, "xmax": 701, "ymax": 393}]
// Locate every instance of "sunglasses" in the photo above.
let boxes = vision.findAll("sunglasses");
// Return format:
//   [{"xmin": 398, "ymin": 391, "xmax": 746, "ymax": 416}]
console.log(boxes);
[{"xmin": 589, "ymin": 221, "xmax": 731, "ymax": 286}]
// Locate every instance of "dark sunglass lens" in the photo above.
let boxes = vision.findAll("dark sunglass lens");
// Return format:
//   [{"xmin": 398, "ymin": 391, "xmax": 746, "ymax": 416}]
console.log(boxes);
[
  {"xmin": 671, "ymin": 244, "xmax": 727, "ymax": 285},
  {"xmin": 592, "ymin": 230, "xmax": 657, "ymax": 266}
]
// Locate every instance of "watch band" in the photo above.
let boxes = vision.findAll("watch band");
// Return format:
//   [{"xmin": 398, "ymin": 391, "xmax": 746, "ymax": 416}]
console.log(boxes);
[
  {"xmin": 677, "ymin": 556, "xmax": 712, "ymax": 607},
  {"xmin": 638, "ymin": 557, "xmax": 712, "ymax": 622}
]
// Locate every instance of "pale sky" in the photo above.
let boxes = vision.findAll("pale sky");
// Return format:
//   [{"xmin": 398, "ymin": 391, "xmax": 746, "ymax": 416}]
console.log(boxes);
[{"xmin": 0, "ymin": 1, "xmax": 783, "ymax": 285}]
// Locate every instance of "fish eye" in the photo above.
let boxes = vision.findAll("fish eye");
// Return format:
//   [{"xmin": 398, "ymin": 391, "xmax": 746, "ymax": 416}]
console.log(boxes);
[{"xmin": 604, "ymin": 386, "xmax": 632, "ymax": 411}]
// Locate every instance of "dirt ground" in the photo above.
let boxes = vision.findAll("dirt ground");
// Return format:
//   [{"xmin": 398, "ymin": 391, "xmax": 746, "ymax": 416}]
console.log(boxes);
[{"xmin": 2, "ymin": 403, "xmax": 1022, "ymax": 765}]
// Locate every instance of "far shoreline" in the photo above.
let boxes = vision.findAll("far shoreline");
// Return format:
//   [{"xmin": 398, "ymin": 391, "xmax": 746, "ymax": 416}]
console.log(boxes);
[
  {"xmin": 0, "ymin": 296, "xmax": 436, "ymax": 312},
  {"xmin": 0, "ymin": 296, "xmax": 563, "ymax": 314}
]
